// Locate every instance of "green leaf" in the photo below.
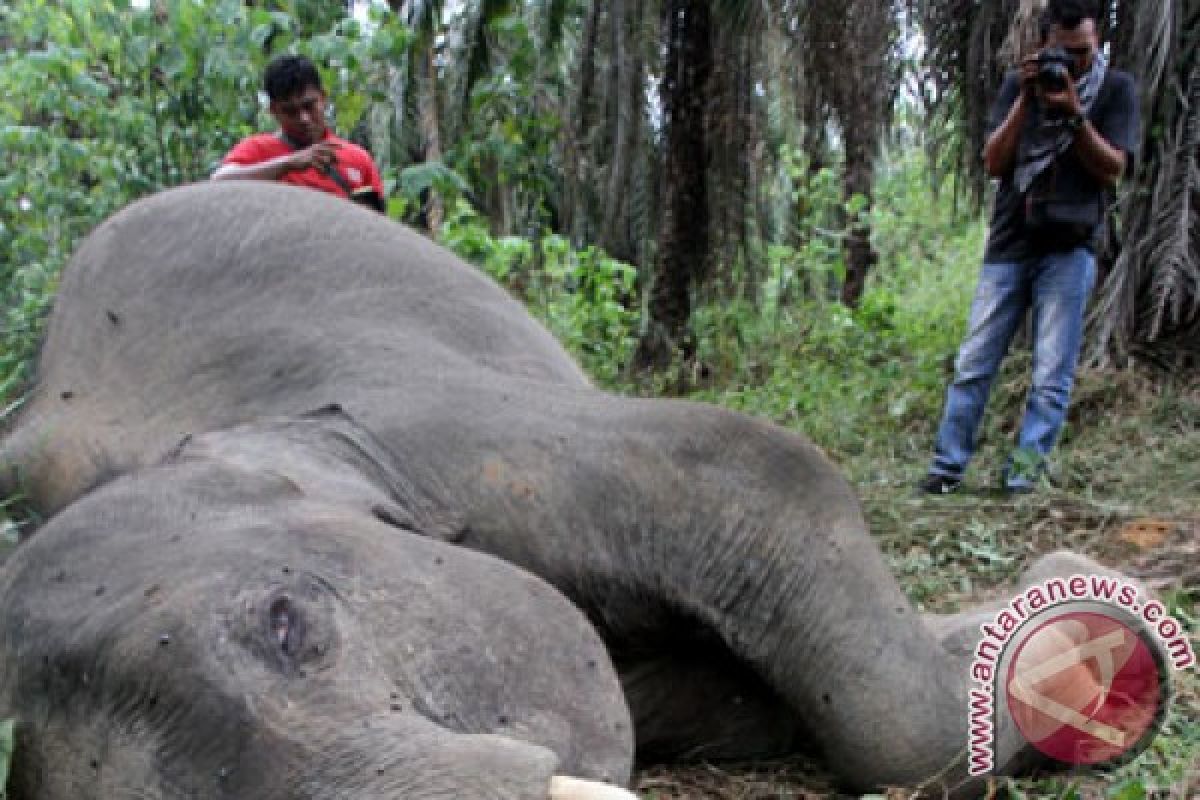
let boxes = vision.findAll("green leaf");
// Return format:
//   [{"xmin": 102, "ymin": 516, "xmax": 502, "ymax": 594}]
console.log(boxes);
[
  {"xmin": 72, "ymin": 71, "xmax": 110, "ymax": 99},
  {"xmin": 250, "ymin": 23, "xmax": 276, "ymax": 50},
  {"xmin": 333, "ymin": 91, "xmax": 366, "ymax": 133},
  {"xmin": 1107, "ymin": 782, "xmax": 1146, "ymax": 800},
  {"xmin": 157, "ymin": 45, "xmax": 187, "ymax": 80},
  {"xmin": 0, "ymin": 718, "xmax": 13, "ymax": 795},
  {"xmin": 214, "ymin": 0, "xmax": 243, "ymax": 27},
  {"xmin": 398, "ymin": 162, "xmax": 470, "ymax": 199},
  {"xmin": 1003, "ymin": 778, "xmax": 1028, "ymax": 800}
]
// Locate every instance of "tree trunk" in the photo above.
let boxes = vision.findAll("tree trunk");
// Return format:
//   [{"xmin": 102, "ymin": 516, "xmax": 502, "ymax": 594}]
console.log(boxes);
[
  {"xmin": 809, "ymin": 0, "xmax": 890, "ymax": 308},
  {"xmin": 562, "ymin": 1, "xmax": 602, "ymax": 245},
  {"xmin": 418, "ymin": 46, "xmax": 445, "ymax": 236},
  {"xmin": 633, "ymin": 0, "xmax": 712, "ymax": 372},
  {"xmin": 704, "ymin": 23, "xmax": 759, "ymax": 302},
  {"xmin": 839, "ymin": 143, "xmax": 878, "ymax": 308},
  {"xmin": 600, "ymin": 0, "xmax": 631, "ymax": 254}
]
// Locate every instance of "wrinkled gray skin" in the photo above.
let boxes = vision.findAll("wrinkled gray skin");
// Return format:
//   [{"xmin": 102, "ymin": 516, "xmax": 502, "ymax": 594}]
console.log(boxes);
[
  {"xmin": 0, "ymin": 183, "xmax": 1121, "ymax": 797},
  {"xmin": 1, "ymin": 411, "xmax": 632, "ymax": 799}
]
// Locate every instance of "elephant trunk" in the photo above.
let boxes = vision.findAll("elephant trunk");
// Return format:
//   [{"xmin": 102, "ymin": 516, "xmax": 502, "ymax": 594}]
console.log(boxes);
[
  {"xmin": 389, "ymin": 392, "xmax": 1029, "ymax": 793},
  {"xmin": 655, "ymin": 438, "xmax": 978, "ymax": 790},
  {"xmin": 458, "ymin": 398, "xmax": 1011, "ymax": 794}
]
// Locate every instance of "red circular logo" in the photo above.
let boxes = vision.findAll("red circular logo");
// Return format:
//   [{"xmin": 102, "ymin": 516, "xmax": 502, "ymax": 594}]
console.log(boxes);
[{"xmin": 1004, "ymin": 610, "xmax": 1165, "ymax": 766}]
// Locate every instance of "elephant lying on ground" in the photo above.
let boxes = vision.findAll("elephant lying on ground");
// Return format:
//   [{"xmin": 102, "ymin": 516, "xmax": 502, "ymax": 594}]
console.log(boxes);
[{"xmin": 0, "ymin": 183, "xmax": 1121, "ymax": 797}]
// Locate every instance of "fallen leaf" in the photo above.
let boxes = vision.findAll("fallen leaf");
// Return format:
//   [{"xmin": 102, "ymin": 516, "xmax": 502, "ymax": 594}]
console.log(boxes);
[{"xmin": 1117, "ymin": 518, "xmax": 1174, "ymax": 551}]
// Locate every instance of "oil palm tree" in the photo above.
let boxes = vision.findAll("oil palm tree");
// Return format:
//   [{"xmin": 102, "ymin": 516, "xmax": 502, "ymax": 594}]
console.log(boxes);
[
  {"xmin": 803, "ymin": 0, "xmax": 896, "ymax": 307},
  {"xmin": 632, "ymin": 0, "xmax": 713, "ymax": 371},
  {"xmin": 1090, "ymin": 0, "xmax": 1200, "ymax": 367},
  {"xmin": 632, "ymin": 0, "xmax": 900, "ymax": 367}
]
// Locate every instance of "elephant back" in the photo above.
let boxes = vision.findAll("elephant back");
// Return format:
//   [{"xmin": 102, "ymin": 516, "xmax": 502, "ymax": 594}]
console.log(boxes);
[{"xmin": 1, "ymin": 182, "xmax": 588, "ymax": 516}]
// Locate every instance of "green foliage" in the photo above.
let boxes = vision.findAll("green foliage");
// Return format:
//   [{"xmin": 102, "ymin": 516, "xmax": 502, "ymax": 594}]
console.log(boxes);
[
  {"xmin": 448, "ymin": 11, "xmax": 562, "ymax": 234},
  {"xmin": 0, "ymin": 0, "xmax": 407, "ymax": 403},
  {"xmin": 0, "ymin": 718, "xmax": 11, "ymax": 798},
  {"xmin": 440, "ymin": 200, "xmax": 637, "ymax": 385},
  {"xmin": 687, "ymin": 145, "xmax": 984, "ymax": 456},
  {"xmin": 537, "ymin": 235, "xmax": 638, "ymax": 384},
  {"xmin": 764, "ymin": 148, "xmax": 848, "ymax": 305},
  {"xmin": 397, "ymin": 161, "xmax": 472, "ymax": 208}
]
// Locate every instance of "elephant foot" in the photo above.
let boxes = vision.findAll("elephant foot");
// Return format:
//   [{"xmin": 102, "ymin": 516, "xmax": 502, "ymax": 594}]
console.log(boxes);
[{"xmin": 549, "ymin": 776, "xmax": 638, "ymax": 800}]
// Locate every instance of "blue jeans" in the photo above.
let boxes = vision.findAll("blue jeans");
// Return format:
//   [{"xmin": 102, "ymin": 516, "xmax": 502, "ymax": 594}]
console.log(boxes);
[{"xmin": 930, "ymin": 247, "xmax": 1097, "ymax": 487}]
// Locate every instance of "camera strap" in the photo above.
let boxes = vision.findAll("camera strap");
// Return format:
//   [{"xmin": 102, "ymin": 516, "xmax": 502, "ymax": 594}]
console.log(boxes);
[
  {"xmin": 275, "ymin": 132, "xmax": 356, "ymax": 198},
  {"xmin": 1014, "ymin": 51, "xmax": 1109, "ymax": 193}
]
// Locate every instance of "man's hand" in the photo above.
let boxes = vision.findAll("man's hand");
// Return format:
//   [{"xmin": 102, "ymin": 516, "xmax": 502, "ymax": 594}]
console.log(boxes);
[
  {"xmin": 984, "ymin": 68, "xmax": 1035, "ymax": 178},
  {"xmin": 211, "ymin": 142, "xmax": 342, "ymax": 183},
  {"xmin": 1019, "ymin": 55, "xmax": 1041, "ymax": 97},
  {"xmin": 1021, "ymin": 54, "xmax": 1083, "ymax": 117},
  {"xmin": 1040, "ymin": 77, "xmax": 1083, "ymax": 118},
  {"xmin": 286, "ymin": 142, "xmax": 341, "ymax": 173}
]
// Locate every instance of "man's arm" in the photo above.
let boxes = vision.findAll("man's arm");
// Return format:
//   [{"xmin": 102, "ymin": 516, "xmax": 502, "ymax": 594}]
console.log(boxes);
[
  {"xmin": 1041, "ymin": 75, "xmax": 1131, "ymax": 187},
  {"xmin": 983, "ymin": 94, "xmax": 1030, "ymax": 178},
  {"xmin": 982, "ymin": 65, "xmax": 1036, "ymax": 178},
  {"xmin": 1068, "ymin": 119, "xmax": 1126, "ymax": 186},
  {"xmin": 211, "ymin": 141, "xmax": 341, "ymax": 182},
  {"xmin": 211, "ymin": 155, "xmax": 300, "ymax": 182}
]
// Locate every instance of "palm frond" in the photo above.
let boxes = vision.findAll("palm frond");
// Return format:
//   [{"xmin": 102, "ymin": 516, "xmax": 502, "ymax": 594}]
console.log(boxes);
[
  {"xmin": 710, "ymin": 0, "xmax": 768, "ymax": 35},
  {"xmin": 536, "ymin": 0, "xmax": 572, "ymax": 60},
  {"xmin": 915, "ymin": 0, "xmax": 1018, "ymax": 206},
  {"xmin": 1089, "ymin": 0, "xmax": 1200, "ymax": 367}
]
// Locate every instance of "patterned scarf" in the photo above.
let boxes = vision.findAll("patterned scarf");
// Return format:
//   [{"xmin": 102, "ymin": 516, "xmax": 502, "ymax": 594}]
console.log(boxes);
[{"xmin": 1014, "ymin": 51, "xmax": 1108, "ymax": 193}]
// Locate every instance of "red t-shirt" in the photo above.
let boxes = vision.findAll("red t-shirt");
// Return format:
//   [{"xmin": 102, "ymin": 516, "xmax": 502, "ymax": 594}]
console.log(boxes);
[{"xmin": 222, "ymin": 132, "xmax": 384, "ymax": 200}]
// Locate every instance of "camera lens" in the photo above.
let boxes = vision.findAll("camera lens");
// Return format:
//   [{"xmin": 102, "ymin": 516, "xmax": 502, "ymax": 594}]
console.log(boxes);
[
  {"xmin": 1037, "ymin": 48, "xmax": 1072, "ymax": 92},
  {"xmin": 1039, "ymin": 64, "xmax": 1069, "ymax": 91}
]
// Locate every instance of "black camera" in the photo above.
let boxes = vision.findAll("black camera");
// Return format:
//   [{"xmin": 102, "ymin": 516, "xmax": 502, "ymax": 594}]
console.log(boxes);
[
  {"xmin": 350, "ymin": 186, "xmax": 387, "ymax": 213},
  {"xmin": 1036, "ymin": 47, "xmax": 1073, "ymax": 92}
]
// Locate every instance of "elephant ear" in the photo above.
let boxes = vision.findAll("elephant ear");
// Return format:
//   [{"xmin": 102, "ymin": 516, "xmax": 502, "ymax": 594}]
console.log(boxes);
[
  {"xmin": 370, "ymin": 502, "xmax": 468, "ymax": 544},
  {"xmin": 298, "ymin": 406, "xmax": 470, "ymax": 545},
  {"xmin": 166, "ymin": 407, "xmax": 470, "ymax": 545}
]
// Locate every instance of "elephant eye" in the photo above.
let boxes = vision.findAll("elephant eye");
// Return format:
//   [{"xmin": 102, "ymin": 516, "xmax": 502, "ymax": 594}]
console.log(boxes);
[
  {"xmin": 269, "ymin": 594, "xmax": 304, "ymax": 656},
  {"xmin": 238, "ymin": 582, "xmax": 337, "ymax": 674}
]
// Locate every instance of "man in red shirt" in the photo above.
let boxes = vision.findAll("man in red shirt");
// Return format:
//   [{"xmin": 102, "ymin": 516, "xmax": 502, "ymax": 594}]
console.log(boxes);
[{"xmin": 212, "ymin": 54, "xmax": 385, "ymax": 211}]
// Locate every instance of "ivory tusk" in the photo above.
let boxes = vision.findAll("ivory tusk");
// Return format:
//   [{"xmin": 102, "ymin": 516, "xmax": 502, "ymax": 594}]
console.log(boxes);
[{"xmin": 549, "ymin": 775, "xmax": 638, "ymax": 800}]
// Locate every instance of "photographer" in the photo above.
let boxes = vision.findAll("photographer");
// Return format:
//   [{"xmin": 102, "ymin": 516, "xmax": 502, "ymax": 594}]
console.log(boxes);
[
  {"xmin": 919, "ymin": 0, "xmax": 1139, "ymax": 495},
  {"xmin": 212, "ymin": 54, "xmax": 386, "ymax": 212}
]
